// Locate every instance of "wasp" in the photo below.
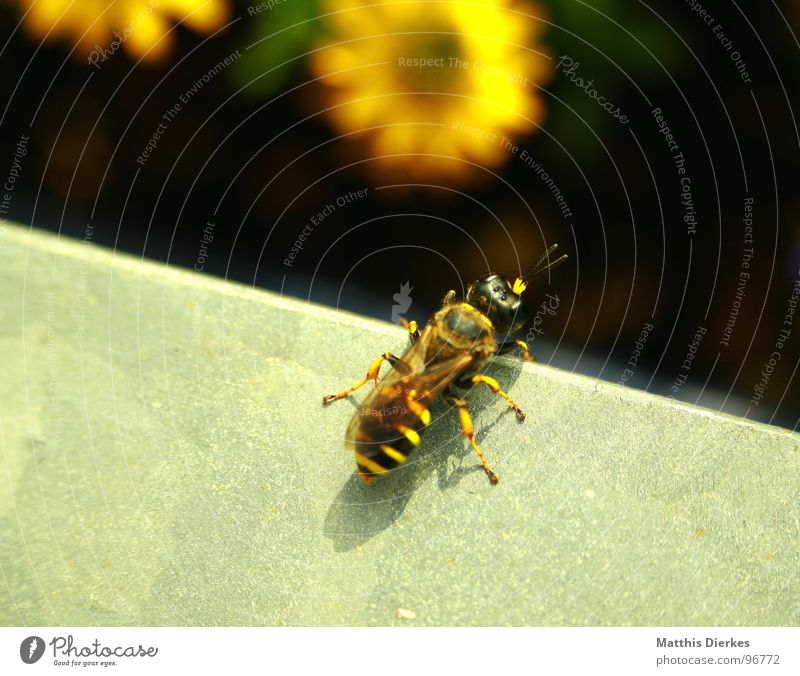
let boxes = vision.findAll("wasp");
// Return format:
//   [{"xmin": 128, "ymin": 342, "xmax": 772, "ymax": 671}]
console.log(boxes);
[{"xmin": 322, "ymin": 244, "xmax": 567, "ymax": 485}]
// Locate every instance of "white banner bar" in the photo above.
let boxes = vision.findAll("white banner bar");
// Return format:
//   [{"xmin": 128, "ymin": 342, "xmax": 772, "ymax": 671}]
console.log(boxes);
[{"xmin": 1, "ymin": 627, "xmax": 797, "ymax": 675}]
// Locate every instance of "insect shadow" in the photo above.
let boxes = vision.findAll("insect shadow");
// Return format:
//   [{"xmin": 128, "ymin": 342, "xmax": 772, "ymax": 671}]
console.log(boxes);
[{"xmin": 322, "ymin": 356, "xmax": 525, "ymax": 552}]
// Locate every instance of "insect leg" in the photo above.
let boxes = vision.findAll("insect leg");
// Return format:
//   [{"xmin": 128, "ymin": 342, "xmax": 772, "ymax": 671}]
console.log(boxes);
[
  {"xmin": 497, "ymin": 339, "xmax": 536, "ymax": 362},
  {"xmin": 444, "ymin": 395, "xmax": 499, "ymax": 484},
  {"xmin": 322, "ymin": 352, "xmax": 409, "ymax": 404},
  {"xmin": 399, "ymin": 316, "xmax": 420, "ymax": 344},
  {"xmin": 441, "ymin": 289, "xmax": 457, "ymax": 307},
  {"xmin": 471, "ymin": 374, "xmax": 526, "ymax": 421}
]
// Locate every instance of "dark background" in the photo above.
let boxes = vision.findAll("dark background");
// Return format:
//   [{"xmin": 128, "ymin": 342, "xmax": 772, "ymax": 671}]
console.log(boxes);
[{"xmin": 1, "ymin": 0, "xmax": 799, "ymax": 427}]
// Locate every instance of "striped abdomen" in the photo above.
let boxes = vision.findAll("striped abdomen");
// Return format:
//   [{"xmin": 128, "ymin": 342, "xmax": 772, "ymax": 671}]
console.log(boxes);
[{"xmin": 346, "ymin": 386, "xmax": 432, "ymax": 483}]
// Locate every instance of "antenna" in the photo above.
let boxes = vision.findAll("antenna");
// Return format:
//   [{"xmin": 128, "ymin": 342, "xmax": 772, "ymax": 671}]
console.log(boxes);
[{"xmin": 522, "ymin": 243, "xmax": 568, "ymax": 282}]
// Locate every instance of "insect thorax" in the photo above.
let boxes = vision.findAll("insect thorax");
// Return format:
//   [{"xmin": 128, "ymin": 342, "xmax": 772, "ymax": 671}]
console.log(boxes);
[{"xmin": 431, "ymin": 303, "xmax": 496, "ymax": 357}]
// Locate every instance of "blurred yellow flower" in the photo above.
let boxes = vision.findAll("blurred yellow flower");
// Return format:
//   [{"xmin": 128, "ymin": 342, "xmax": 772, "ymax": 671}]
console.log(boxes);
[
  {"xmin": 310, "ymin": 0, "xmax": 552, "ymax": 185},
  {"xmin": 18, "ymin": 0, "xmax": 229, "ymax": 64}
]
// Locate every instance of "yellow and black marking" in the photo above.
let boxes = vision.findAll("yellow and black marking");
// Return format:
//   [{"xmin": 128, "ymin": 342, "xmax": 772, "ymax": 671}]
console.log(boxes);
[
  {"xmin": 446, "ymin": 395, "xmax": 499, "ymax": 484},
  {"xmin": 472, "ymin": 374, "xmax": 526, "ymax": 421},
  {"xmin": 407, "ymin": 390, "xmax": 432, "ymax": 426},
  {"xmin": 352, "ymin": 417, "xmax": 423, "ymax": 482},
  {"xmin": 399, "ymin": 316, "xmax": 420, "ymax": 343}
]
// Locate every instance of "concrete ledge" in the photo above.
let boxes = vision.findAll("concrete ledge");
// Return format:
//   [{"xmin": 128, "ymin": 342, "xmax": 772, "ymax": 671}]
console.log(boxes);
[{"xmin": 1, "ymin": 224, "xmax": 798, "ymax": 626}]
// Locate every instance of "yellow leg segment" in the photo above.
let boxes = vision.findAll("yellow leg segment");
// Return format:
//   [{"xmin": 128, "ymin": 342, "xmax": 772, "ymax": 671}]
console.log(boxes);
[
  {"xmin": 449, "ymin": 397, "xmax": 499, "ymax": 484},
  {"xmin": 515, "ymin": 340, "xmax": 536, "ymax": 362},
  {"xmin": 471, "ymin": 374, "xmax": 526, "ymax": 421},
  {"xmin": 322, "ymin": 353, "xmax": 393, "ymax": 404},
  {"xmin": 399, "ymin": 316, "xmax": 420, "ymax": 343}
]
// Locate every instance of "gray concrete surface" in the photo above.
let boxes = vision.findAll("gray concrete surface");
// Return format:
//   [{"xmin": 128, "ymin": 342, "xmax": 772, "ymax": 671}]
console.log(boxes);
[{"xmin": 1, "ymin": 223, "xmax": 798, "ymax": 626}]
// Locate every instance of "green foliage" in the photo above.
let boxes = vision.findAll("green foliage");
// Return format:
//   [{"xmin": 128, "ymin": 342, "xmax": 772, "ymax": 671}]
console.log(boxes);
[
  {"xmin": 229, "ymin": 0, "xmax": 322, "ymax": 97},
  {"xmin": 544, "ymin": 0, "xmax": 691, "ymax": 161}
]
